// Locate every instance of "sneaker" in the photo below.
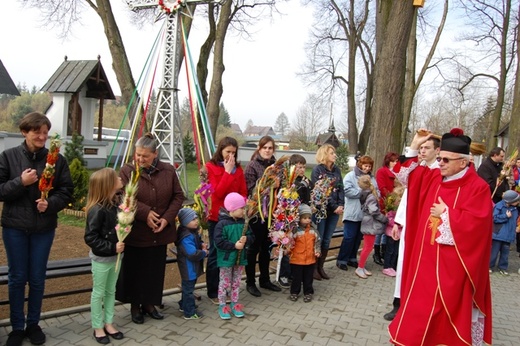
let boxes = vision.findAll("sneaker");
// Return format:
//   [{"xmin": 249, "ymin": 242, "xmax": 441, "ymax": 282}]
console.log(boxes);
[
  {"xmin": 303, "ymin": 294, "xmax": 313, "ymax": 303},
  {"xmin": 25, "ymin": 325, "xmax": 45, "ymax": 345},
  {"xmin": 6, "ymin": 330, "xmax": 25, "ymax": 346},
  {"xmin": 183, "ymin": 313, "xmax": 202, "ymax": 320},
  {"xmin": 218, "ymin": 304, "xmax": 231, "ymax": 320},
  {"xmin": 499, "ymin": 269, "xmax": 509, "ymax": 276},
  {"xmin": 382, "ymin": 268, "xmax": 397, "ymax": 277},
  {"xmin": 230, "ymin": 302, "xmax": 245, "ymax": 318},
  {"xmin": 278, "ymin": 277, "xmax": 290, "ymax": 288},
  {"xmin": 355, "ymin": 267, "xmax": 368, "ymax": 279},
  {"xmin": 289, "ymin": 294, "xmax": 298, "ymax": 302}
]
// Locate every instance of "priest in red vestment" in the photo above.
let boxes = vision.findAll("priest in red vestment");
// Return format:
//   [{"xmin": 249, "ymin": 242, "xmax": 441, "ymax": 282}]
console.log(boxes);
[{"xmin": 388, "ymin": 128, "xmax": 493, "ymax": 346}]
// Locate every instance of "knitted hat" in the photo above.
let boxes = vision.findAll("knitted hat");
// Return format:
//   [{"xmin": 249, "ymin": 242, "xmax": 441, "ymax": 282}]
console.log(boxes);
[
  {"xmin": 224, "ymin": 192, "xmax": 246, "ymax": 212},
  {"xmin": 440, "ymin": 128, "xmax": 471, "ymax": 155},
  {"xmin": 503, "ymin": 190, "xmax": 520, "ymax": 204},
  {"xmin": 178, "ymin": 208, "xmax": 197, "ymax": 227},
  {"xmin": 299, "ymin": 204, "xmax": 312, "ymax": 216}
]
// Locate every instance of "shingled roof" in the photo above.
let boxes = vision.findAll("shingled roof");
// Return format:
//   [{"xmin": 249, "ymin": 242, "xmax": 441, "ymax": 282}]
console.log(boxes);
[
  {"xmin": 41, "ymin": 57, "xmax": 115, "ymax": 100},
  {"xmin": 0, "ymin": 60, "xmax": 20, "ymax": 96}
]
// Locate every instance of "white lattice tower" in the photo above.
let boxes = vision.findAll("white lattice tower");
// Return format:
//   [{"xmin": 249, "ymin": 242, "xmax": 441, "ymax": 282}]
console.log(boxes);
[{"xmin": 126, "ymin": 0, "xmax": 209, "ymax": 195}]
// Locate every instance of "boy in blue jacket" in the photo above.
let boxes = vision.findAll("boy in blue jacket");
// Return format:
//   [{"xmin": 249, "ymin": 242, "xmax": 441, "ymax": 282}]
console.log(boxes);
[
  {"xmin": 490, "ymin": 190, "xmax": 520, "ymax": 275},
  {"xmin": 176, "ymin": 208, "xmax": 208, "ymax": 319}
]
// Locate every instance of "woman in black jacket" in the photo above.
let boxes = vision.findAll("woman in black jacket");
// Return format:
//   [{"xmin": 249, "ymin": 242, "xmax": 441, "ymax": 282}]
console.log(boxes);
[{"xmin": 0, "ymin": 112, "xmax": 73, "ymax": 346}]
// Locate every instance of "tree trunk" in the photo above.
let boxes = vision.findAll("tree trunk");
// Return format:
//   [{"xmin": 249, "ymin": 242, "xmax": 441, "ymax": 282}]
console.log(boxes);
[
  {"xmin": 196, "ymin": 4, "xmax": 216, "ymax": 106},
  {"xmin": 346, "ymin": 0, "xmax": 358, "ymax": 154},
  {"xmin": 96, "ymin": 0, "xmax": 136, "ymax": 106},
  {"xmin": 206, "ymin": 0, "xmax": 233, "ymax": 139},
  {"xmin": 401, "ymin": 11, "xmax": 417, "ymax": 153},
  {"xmin": 487, "ymin": 0, "xmax": 512, "ymax": 149},
  {"xmin": 368, "ymin": 0, "xmax": 415, "ymax": 166},
  {"xmin": 508, "ymin": 1, "xmax": 520, "ymax": 156}
]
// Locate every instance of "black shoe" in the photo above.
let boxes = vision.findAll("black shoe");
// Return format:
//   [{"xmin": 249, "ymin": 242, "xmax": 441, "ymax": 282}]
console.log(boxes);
[
  {"xmin": 384, "ymin": 307, "xmax": 399, "ymax": 321},
  {"xmin": 336, "ymin": 263, "xmax": 348, "ymax": 271},
  {"xmin": 373, "ymin": 253, "xmax": 384, "ymax": 266},
  {"xmin": 260, "ymin": 281, "xmax": 282, "ymax": 292},
  {"xmin": 247, "ymin": 284, "xmax": 262, "ymax": 297},
  {"xmin": 25, "ymin": 324, "xmax": 45, "ymax": 345},
  {"xmin": 143, "ymin": 307, "xmax": 164, "ymax": 320},
  {"xmin": 6, "ymin": 330, "xmax": 25, "ymax": 346},
  {"xmin": 131, "ymin": 311, "xmax": 144, "ymax": 324},
  {"xmin": 104, "ymin": 328, "xmax": 124, "ymax": 340},
  {"xmin": 346, "ymin": 261, "xmax": 358, "ymax": 268},
  {"xmin": 93, "ymin": 331, "xmax": 110, "ymax": 345}
]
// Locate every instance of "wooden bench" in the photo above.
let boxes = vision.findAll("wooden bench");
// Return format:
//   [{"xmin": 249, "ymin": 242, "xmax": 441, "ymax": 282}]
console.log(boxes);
[{"xmin": 0, "ymin": 256, "xmax": 178, "ymax": 306}]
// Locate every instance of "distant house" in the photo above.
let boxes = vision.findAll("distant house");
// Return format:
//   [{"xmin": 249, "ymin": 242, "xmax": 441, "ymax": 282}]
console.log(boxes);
[
  {"xmin": 496, "ymin": 122, "xmax": 510, "ymax": 150},
  {"xmin": 0, "ymin": 59, "xmax": 20, "ymax": 96},
  {"xmin": 243, "ymin": 125, "xmax": 276, "ymax": 137},
  {"xmin": 230, "ymin": 123, "xmax": 243, "ymax": 136},
  {"xmin": 315, "ymin": 121, "xmax": 340, "ymax": 148},
  {"xmin": 41, "ymin": 56, "xmax": 115, "ymax": 141}
]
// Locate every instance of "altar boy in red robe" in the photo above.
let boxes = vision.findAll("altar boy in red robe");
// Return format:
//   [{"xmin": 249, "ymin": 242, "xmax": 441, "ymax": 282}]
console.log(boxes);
[{"xmin": 388, "ymin": 128, "xmax": 493, "ymax": 346}]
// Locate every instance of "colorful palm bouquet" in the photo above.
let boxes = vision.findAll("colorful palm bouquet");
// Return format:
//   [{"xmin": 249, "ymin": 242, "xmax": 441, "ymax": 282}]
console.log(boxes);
[
  {"xmin": 115, "ymin": 166, "xmax": 140, "ymax": 271},
  {"xmin": 193, "ymin": 167, "xmax": 213, "ymax": 230},
  {"xmin": 310, "ymin": 175, "xmax": 336, "ymax": 223},
  {"xmin": 269, "ymin": 164, "xmax": 301, "ymax": 282},
  {"xmin": 38, "ymin": 134, "xmax": 62, "ymax": 201},
  {"xmin": 235, "ymin": 156, "xmax": 289, "ymax": 265},
  {"xmin": 493, "ymin": 148, "xmax": 519, "ymax": 199}
]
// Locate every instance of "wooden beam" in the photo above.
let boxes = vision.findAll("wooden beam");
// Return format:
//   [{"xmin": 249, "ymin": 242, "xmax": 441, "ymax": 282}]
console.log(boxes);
[{"xmin": 413, "ymin": 0, "xmax": 425, "ymax": 7}]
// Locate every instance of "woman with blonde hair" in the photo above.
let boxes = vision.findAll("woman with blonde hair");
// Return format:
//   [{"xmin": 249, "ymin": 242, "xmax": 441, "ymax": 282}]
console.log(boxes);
[{"xmin": 311, "ymin": 144, "xmax": 344, "ymax": 280}]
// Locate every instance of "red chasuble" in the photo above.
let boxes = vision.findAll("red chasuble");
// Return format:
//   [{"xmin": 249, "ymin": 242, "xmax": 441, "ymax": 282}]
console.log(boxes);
[{"xmin": 388, "ymin": 160, "xmax": 493, "ymax": 346}]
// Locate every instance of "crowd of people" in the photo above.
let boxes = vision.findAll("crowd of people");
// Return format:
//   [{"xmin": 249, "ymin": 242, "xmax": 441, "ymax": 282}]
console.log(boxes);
[{"xmin": 2, "ymin": 112, "xmax": 519, "ymax": 345}]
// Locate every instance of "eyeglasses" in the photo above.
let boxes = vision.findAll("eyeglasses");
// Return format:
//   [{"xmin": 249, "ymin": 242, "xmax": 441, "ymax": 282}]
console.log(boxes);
[{"xmin": 436, "ymin": 156, "xmax": 465, "ymax": 163}]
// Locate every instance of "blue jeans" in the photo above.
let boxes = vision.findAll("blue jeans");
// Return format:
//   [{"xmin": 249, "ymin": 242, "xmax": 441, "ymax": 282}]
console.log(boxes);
[
  {"xmin": 314, "ymin": 213, "xmax": 340, "ymax": 250},
  {"xmin": 206, "ymin": 221, "xmax": 219, "ymax": 299},
  {"xmin": 490, "ymin": 239, "xmax": 510, "ymax": 270},
  {"xmin": 336, "ymin": 221, "xmax": 362, "ymax": 265},
  {"xmin": 2, "ymin": 228, "xmax": 55, "ymax": 330},
  {"xmin": 179, "ymin": 279, "xmax": 197, "ymax": 317}
]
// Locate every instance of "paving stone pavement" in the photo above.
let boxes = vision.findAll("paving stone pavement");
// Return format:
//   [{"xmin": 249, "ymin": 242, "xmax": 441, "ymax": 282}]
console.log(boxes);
[{"xmin": 1, "ymin": 254, "xmax": 520, "ymax": 345}]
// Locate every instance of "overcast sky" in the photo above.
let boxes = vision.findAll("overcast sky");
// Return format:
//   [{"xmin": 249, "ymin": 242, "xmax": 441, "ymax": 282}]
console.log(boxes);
[{"xmin": 0, "ymin": 0, "xmax": 314, "ymax": 131}]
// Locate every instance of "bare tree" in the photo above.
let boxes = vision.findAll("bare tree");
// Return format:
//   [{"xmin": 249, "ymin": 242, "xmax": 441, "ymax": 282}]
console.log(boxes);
[
  {"xmin": 290, "ymin": 94, "xmax": 326, "ymax": 150},
  {"xmin": 368, "ymin": 0, "xmax": 415, "ymax": 166},
  {"xmin": 509, "ymin": 0, "xmax": 520, "ymax": 155},
  {"xmin": 302, "ymin": 0, "xmax": 372, "ymax": 154},
  {"xmin": 274, "ymin": 112, "xmax": 290, "ymax": 135},
  {"xmin": 401, "ymin": 0, "xmax": 449, "ymax": 151},
  {"xmin": 22, "ymin": 0, "xmax": 138, "ymax": 105},
  {"xmin": 455, "ymin": 0, "xmax": 517, "ymax": 149}
]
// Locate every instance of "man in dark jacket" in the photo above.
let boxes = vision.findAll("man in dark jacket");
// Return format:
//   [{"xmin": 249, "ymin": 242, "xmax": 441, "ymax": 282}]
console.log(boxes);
[
  {"xmin": 0, "ymin": 112, "xmax": 73, "ymax": 346},
  {"xmin": 477, "ymin": 147, "xmax": 508, "ymax": 204}
]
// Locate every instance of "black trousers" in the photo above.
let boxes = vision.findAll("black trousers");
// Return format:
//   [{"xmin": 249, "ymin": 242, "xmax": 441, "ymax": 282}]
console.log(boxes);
[
  {"xmin": 205, "ymin": 221, "xmax": 219, "ymax": 299},
  {"xmin": 245, "ymin": 218, "xmax": 272, "ymax": 286},
  {"xmin": 290, "ymin": 263, "xmax": 315, "ymax": 296}
]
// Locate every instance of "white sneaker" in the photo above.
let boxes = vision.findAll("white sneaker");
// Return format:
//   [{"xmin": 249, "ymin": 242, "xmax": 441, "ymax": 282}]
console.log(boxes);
[{"xmin": 355, "ymin": 267, "xmax": 368, "ymax": 279}]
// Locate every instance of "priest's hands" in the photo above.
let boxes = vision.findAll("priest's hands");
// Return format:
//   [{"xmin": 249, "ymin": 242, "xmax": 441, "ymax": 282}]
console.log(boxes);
[{"xmin": 430, "ymin": 197, "xmax": 447, "ymax": 218}]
